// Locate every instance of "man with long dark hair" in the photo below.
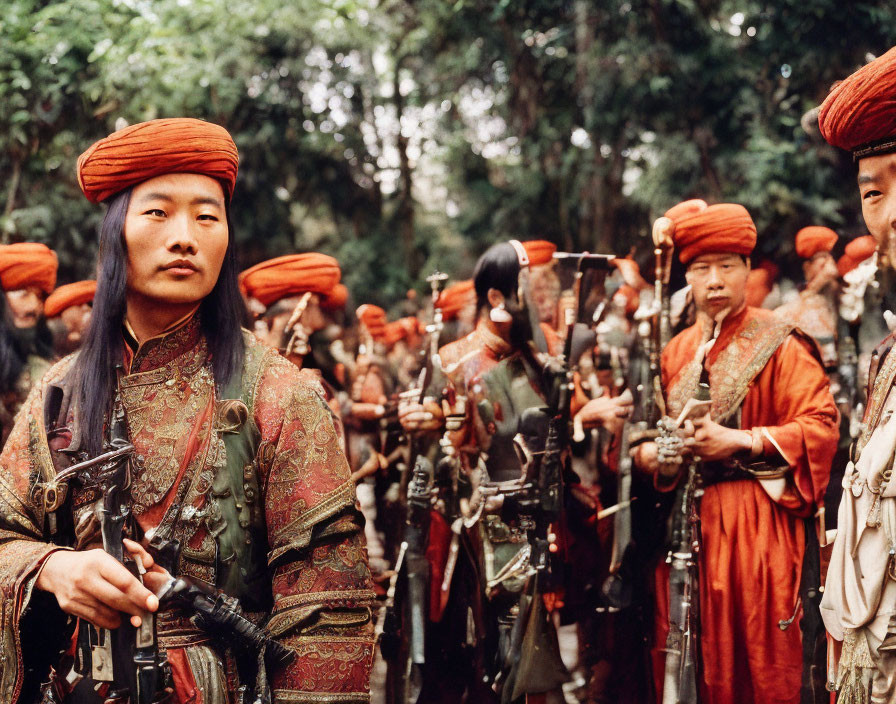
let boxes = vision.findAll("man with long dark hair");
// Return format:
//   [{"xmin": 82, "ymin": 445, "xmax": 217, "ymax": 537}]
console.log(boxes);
[
  {"xmin": 0, "ymin": 242, "xmax": 58, "ymax": 447},
  {"xmin": 0, "ymin": 119, "xmax": 374, "ymax": 702}
]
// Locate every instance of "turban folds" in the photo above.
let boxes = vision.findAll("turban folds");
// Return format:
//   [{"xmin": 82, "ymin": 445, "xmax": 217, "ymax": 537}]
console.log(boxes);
[
  {"xmin": 795, "ymin": 226, "xmax": 838, "ymax": 259},
  {"xmin": 667, "ymin": 203, "xmax": 757, "ymax": 265},
  {"xmin": 838, "ymin": 235, "xmax": 877, "ymax": 276},
  {"xmin": 0, "ymin": 243, "xmax": 58, "ymax": 294},
  {"xmin": 45, "ymin": 280, "xmax": 97, "ymax": 318},
  {"xmin": 664, "ymin": 199, "xmax": 708, "ymax": 223},
  {"xmin": 321, "ymin": 283, "xmax": 349, "ymax": 311},
  {"xmin": 818, "ymin": 47, "xmax": 896, "ymax": 159},
  {"xmin": 383, "ymin": 317, "xmax": 423, "ymax": 346},
  {"xmin": 77, "ymin": 118, "xmax": 239, "ymax": 203},
  {"xmin": 356, "ymin": 304, "xmax": 388, "ymax": 340},
  {"xmin": 437, "ymin": 280, "xmax": 475, "ymax": 322},
  {"xmin": 239, "ymin": 253, "xmax": 341, "ymax": 308},
  {"xmin": 521, "ymin": 240, "xmax": 557, "ymax": 266}
]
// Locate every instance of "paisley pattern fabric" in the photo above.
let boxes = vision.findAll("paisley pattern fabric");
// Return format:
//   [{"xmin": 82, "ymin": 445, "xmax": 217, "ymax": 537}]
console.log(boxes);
[{"xmin": 0, "ymin": 316, "xmax": 375, "ymax": 702}]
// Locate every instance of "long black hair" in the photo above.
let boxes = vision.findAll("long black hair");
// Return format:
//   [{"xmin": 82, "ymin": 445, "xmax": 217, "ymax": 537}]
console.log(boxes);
[
  {"xmin": 0, "ymin": 296, "xmax": 26, "ymax": 390},
  {"xmin": 473, "ymin": 242, "xmax": 521, "ymax": 313},
  {"xmin": 71, "ymin": 185, "xmax": 248, "ymax": 456}
]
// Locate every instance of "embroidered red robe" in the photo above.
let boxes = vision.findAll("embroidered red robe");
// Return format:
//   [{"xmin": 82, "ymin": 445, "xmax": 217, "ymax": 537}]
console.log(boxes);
[
  {"xmin": 0, "ymin": 317, "xmax": 375, "ymax": 702},
  {"xmin": 654, "ymin": 306, "xmax": 838, "ymax": 704}
]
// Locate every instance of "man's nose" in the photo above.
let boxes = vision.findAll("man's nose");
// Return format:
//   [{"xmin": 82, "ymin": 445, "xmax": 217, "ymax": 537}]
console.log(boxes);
[
  {"xmin": 165, "ymin": 214, "xmax": 199, "ymax": 254},
  {"xmin": 706, "ymin": 266, "xmax": 724, "ymax": 287}
]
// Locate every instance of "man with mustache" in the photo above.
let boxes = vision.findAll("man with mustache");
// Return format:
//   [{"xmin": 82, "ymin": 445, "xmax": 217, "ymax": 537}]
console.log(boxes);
[
  {"xmin": 0, "ymin": 119, "xmax": 374, "ymax": 703},
  {"xmin": 0, "ymin": 242, "xmax": 58, "ymax": 447},
  {"xmin": 817, "ymin": 46, "xmax": 896, "ymax": 701},
  {"xmin": 633, "ymin": 200, "xmax": 838, "ymax": 703}
]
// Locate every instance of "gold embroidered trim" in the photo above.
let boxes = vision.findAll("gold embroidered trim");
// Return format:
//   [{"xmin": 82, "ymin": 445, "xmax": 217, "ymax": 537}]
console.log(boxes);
[
  {"xmin": 860, "ymin": 346, "xmax": 896, "ymax": 456},
  {"xmin": 273, "ymin": 692, "xmax": 370, "ymax": 703},
  {"xmin": 269, "ymin": 481, "xmax": 356, "ymax": 558}
]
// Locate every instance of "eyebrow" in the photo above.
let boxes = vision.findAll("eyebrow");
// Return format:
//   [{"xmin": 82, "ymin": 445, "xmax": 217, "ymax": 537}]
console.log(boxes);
[
  {"xmin": 857, "ymin": 174, "xmax": 875, "ymax": 185},
  {"xmin": 136, "ymin": 193, "xmax": 224, "ymax": 207}
]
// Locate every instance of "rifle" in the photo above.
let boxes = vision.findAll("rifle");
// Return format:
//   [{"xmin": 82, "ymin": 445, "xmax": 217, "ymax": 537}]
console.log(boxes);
[
  {"xmin": 53, "ymin": 387, "xmax": 171, "ymax": 703},
  {"xmin": 602, "ymin": 220, "xmax": 672, "ymax": 609},
  {"xmin": 660, "ymin": 383, "xmax": 709, "ymax": 704}
]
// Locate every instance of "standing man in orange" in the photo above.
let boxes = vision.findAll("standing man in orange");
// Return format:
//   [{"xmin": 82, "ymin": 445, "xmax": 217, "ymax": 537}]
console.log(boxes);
[{"xmin": 633, "ymin": 201, "xmax": 839, "ymax": 703}]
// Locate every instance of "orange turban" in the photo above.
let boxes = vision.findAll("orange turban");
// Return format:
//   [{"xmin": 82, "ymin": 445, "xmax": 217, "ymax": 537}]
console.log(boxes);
[
  {"xmin": 819, "ymin": 47, "xmax": 896, "ymax": 159},
  {"xmin": 795, "ymin": 226, "xmax": 838, "ymax": 259},
  {"xmin": 239, "ymin": 253, "xmax": 341, "ymax": 308},
  {"xmin": 667, "ymin": 203, "xmax": 757, "ymax": 265},
  {"xmin": 0, "ymin": 243, "xmax": 58, "ymax": 294},
  {"xmin": 664, "ymin": 199, "xmax": 708, "ymax": 223},
  {"xmin": 745, "ymin": 268, "xmax": 774, "ymax": 308},
  {"xmin": 383, "ymin": 317, "xmax": 423, "ymax": 346},
  {"xmin": 522, "ymin": 240, "xmax": 557, "ymax": 266},
  {"xmin": 321, "ymin": 283, "xmax": 349, "ymax": 311},
  {"xmin": 356, "ymin": 304, "xmax": 388, "ymax": 340},
  {"xmin": 45, "ymin": 280, "xmax": 97, "ymax": 318},
  {"xmin": 613, "ymin": 284, "xmax": 640, "ymax": 315},
  {"xmin": 437, "ymin": 280, "xmax": 476, "ymax": 321},
  {"xmin": 838, "ymin": 235, "xmax": 877, "ymax": 276},
  {"xmin": 77, "ymin": 118, "xmax": 239, "ymax": 204}
]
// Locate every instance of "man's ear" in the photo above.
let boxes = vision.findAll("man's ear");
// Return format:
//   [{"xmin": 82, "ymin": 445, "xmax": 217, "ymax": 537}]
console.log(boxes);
[{"xmin": 487, "ymin": 288, "xmax": 506, "ymax": 309}]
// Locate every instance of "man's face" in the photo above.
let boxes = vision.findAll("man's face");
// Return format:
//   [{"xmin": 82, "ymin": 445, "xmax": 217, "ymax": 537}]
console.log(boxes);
[
  {"xmin": 124, "ymin": 173, "xmax": 229, "ymax": 309},
  {"xmin": 685, "ymin": 252, "xmax": 749, "ymax": 318},
  {"xmin": 858, "ymin": 153, "xmax": 896, "ymax": 266},
  {"xmin": 6, "ymin": 286, "xmax": 46, "ymax": 328},
  {"xmin": 60, "ymin": 302, "xmax": 92, "ymax": 339},
  {"xmin": 803, "ymin": 251, "xmax": 838, "ymax": 292}
]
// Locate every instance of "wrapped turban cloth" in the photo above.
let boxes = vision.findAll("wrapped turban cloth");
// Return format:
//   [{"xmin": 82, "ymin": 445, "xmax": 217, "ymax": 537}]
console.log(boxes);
[
  {"xmin": 45, "ymin": 280, "xmax": 97, "ymax": 318},
  {"xmin": 818, "ymin": 46, "xmax": 896, "ymax": 159},
  {"xmin": 795, "ymin": 226, "xmax": 839, "ymax": 260},
  {"xmin": 0, "ymin": 243, "xmax": 58, "ymax": 294},
  {"xmin": 321, "ymin": 283, "xmax": 349, "ymax": 311},
  {"xmin": 437, "ymin": 280, "xmax": 476, "ymax": 322},
  {"xmin": 77, "ymin": 118, "xmax": 239, "ymax": 203},
  {"xmin": 837, "ymin": 235, "xmax": 877, "ymax": 277},
  {"xmin": 745, "ymin": 267, "xmax": 775, "ymax": 308},
  {"xmin": 667, "ymin": 203, "xmax": 757, "ymax": 265},
  {"xmin": 356, "ymin": 304, "xmax": 388, "ymax": 340},
  {"xmin": 521, "ymin": 240, "xmax": 557, "ymax": 266},
  {"xmin": 239, "ymin": 253, "xmax": 341, "ymax": 308},
  {"xmin": 664, "ymin": 199, "xmax": 708, "ymax": 222},
  {"xmin": 383, "ymin": 317, "xmax": 423, "ymax": 347}
]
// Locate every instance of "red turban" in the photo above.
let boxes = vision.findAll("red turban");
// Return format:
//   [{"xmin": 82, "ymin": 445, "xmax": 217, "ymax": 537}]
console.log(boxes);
[
  {"xmin": 667, "ymin": 203, "xmax": 757, "ymax": 265},
  {"xmin": 522, "ymin": 240, "xmax": 557, "ymax": 266},
  {"xmin": 356, "ymin": 304, "xmax": 388, "ymax": 340},
  {"xmin": 0, "ymin": 243, "xmax": 58, "ymax": 294},
  {"xmin": 838, "ymin": 235, "xmax": 877, "ymax": 276},
  {"xmin": 795, "ymin": 226, "xmax": 838, "ymax": 259},
  {"xmin": 437, "ymin": 280, "xmax": 476, "ymax": 322},
  {"xmin": 321, "ymin": 283, "xmax": 349, "ymax": 311},
  {"xmin": 819, "ymin": 46, "xmax": 896, "ymax": 159},
  {"xmin": 239, "ymin": 253, "xmax": 341, "ymax": 308},
  {"xmin": 45, "ymin": 280, "xmax": 97, "ymax": 318},
  {"xmin": 77, "ymin": 118, "xmax": 239, "ymax": 204},
  {"xmin": 613, "ymin": 284, "xmax": 640, "ymax": 315}
]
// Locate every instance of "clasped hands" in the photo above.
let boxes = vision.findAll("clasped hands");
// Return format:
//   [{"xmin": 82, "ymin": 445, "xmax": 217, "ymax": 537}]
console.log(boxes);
[{"xmin": 633, "ymin": 414, "xmax": 753, "ymax": 477}]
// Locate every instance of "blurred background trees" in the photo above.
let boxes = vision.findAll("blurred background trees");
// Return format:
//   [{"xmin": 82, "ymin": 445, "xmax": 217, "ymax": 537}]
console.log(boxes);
[{"xmin": 3, "ymin": 0, "xmax": 895, "ymax": 307}]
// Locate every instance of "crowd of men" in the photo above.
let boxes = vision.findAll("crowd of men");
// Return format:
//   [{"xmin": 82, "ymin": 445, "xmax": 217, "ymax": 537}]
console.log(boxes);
[{"xmin": 0, "ymin": 40, "xmax": 896, "ymax": 704}]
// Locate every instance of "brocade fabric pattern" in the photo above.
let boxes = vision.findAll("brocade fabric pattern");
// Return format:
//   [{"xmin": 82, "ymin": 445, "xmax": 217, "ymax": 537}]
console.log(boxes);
[{"xmin": 0, "ymin": 316, "xmax": 375, "ymax": 702}]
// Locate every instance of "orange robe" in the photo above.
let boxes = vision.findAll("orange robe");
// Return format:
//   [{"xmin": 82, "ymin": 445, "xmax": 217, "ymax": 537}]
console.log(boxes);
[{"xmin": 655, "ymin": 306, "xmax": 838, "ymax": 704}]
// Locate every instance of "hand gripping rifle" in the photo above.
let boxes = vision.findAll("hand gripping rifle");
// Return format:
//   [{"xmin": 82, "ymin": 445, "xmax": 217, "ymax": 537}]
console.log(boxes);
[{"xmin": 52, "ymin": 387, "xmax": 170, "ymax": 703}]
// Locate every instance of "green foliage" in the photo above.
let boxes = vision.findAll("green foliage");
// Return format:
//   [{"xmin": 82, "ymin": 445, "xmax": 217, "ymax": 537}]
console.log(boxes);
[{"xmin": 2, "ymin": 0, "xmax": 896, "ymax": 300}]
